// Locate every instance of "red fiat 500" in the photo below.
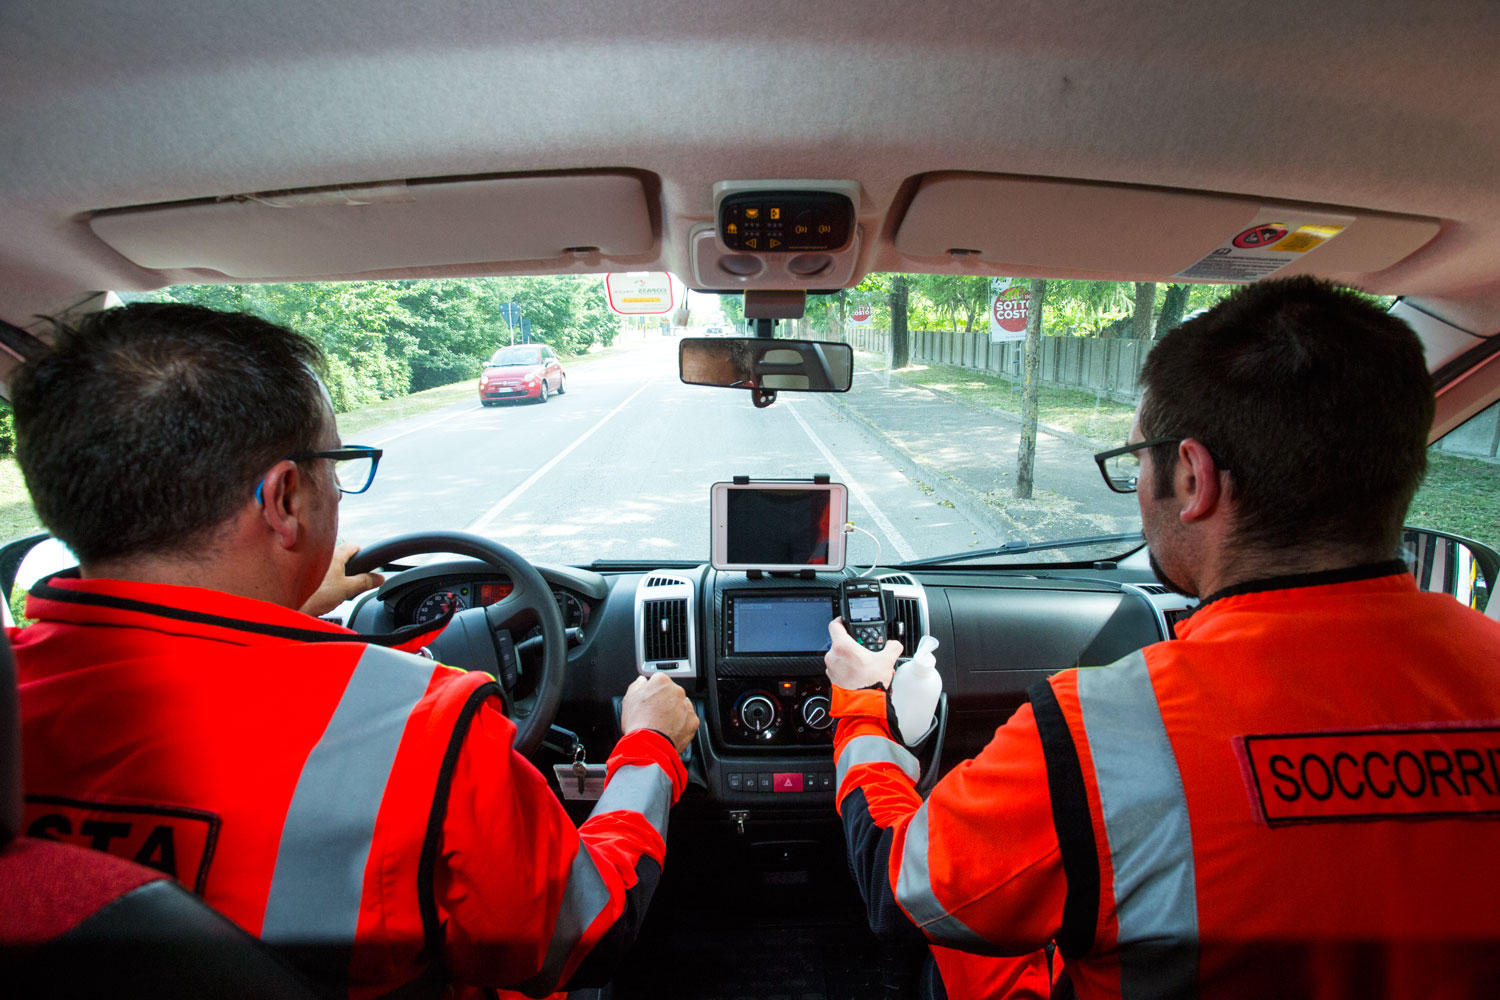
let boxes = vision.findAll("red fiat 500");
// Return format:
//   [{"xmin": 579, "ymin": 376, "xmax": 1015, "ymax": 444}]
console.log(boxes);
[{"xmin": 478, "ymin": 344, "xmax": 566, "ymax": 405}]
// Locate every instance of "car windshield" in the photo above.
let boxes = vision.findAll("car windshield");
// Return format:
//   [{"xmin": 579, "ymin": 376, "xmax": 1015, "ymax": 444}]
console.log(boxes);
[
  {"xmin": 79, "ymin": 277, "xmax": 1402, "ymax": 571},
  {"xmin": 489, "ymin": 347, "xmax": 542, "ymax": 366}
]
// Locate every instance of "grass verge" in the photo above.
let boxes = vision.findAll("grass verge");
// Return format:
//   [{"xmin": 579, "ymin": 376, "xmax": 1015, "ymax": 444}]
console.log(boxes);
[
  {"xmin": 894, "ymin": 362, "xmax": 1136, "ymax": 446},
  {"xmin": 1408, "ymin": 452, "xmax": 1500, "ymax": 554}
]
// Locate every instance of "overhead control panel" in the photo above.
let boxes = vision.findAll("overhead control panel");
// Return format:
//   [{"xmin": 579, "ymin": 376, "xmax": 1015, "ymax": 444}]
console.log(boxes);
[
  {"xmin": 717, "ymin": 190, "xmax": 855, "ymax": 254},
  {"xmin": 695, "ymin": 179, "xmax": 862, "ymax": 290}
]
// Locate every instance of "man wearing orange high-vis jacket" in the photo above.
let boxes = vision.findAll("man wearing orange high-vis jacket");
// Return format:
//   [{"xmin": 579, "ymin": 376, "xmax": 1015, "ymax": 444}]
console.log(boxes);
[
  {"xmin": 826, "ymin": 278, "xmax": 1500, "ymax": 999},
  {"xmin": 9, "ymin": 303, "xmax": 699, "ymax": 999}
]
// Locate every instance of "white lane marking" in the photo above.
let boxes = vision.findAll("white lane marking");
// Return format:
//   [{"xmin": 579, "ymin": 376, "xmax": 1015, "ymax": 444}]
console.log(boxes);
[
  {"xmin": 783, "ymin": 400, "xmax": 916, "ymax": 562},
  {"xmin": 466, "ymin": 381, "xmax": 658, "ymax": 533},
  {"xmin": 367, "ymin": 403, "xmax": 482, "ymax": 447}
]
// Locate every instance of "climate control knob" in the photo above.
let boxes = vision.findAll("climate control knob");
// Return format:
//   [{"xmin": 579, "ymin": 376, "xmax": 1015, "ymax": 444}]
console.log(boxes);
[
  {"xmin": 738, "ymin": 693, "xmax": 778, "ymax": 733},
  {"xmin": 801, "ymin": 694, "xmax": 833, "ymax": 730}
]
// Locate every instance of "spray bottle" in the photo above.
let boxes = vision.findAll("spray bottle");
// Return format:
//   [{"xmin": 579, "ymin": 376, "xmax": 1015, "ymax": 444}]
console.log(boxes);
[{"xmin": 889, "ymin": 634, "xmax": 942, "ymax": 746}]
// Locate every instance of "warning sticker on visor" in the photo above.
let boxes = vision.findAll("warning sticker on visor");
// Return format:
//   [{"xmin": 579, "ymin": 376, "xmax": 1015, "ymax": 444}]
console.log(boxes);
[{"xmin": 1234, "ymin": 724, "xmax": 1500, "ymax": 827}]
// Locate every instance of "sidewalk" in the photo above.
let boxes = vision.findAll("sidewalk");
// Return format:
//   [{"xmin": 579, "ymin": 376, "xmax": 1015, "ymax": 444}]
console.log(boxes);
[{"xmin": 819, "ymin": 363, "xmax": 1140, "ymax": 545}]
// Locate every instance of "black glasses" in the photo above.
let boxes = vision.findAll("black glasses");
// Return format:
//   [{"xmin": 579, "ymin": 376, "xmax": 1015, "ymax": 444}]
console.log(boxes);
[
  {"xmin": 292, "ymin": 446, "xmax": 383, "ymax": 495},
  {"xmin": 1092, "ymin": 437, "xmax": 1181, "ymax": 494},
  {"xmin": 255, "ymin": 445, "xmax": 383, "ymax": 502}
]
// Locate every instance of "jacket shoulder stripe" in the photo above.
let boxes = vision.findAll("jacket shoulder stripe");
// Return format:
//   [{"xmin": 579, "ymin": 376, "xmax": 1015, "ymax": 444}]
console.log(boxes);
[
  {"xmin": 1076, "ymin": 650, "xmax": 1200, "ymax": 996},
  {"xmin": 837, "ymin": 733, "xmax": 920, "ymax": 792},
  {"xmin": 262, "ymin": 645, "xmax": 436, "ymax": 946}
]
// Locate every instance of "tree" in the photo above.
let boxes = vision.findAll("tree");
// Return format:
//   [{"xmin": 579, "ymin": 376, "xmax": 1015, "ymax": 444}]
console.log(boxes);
[
  {"xmin": 910, "ymin": 274, "xmax": 989, "ymax": 333},
  {"xmin": 1156, "ymin": 283, "xmax": 1191, "ymax": 339},
  {"xmin": 889, "ymin": 275, "xmax": 910, "ymax": 369},
  {"xmin": 1132, "ymin": 282, "xmax": 1156, "ymax": 340},
  {"xmin": 1015, "ymin": 279, "xmax": 1048, "ymax": 499}
]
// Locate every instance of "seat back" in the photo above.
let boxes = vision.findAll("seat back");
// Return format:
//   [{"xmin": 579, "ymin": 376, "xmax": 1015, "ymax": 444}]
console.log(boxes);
[{"xmin": 0, "ymin": 626, "xmax": 321, "ymax": 998}]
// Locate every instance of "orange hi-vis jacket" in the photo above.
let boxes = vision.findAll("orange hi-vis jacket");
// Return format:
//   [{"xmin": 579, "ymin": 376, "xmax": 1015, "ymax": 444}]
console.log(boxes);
[
  {"xmin": 14, "ymin": 573, "xmax": 686, "ymax": 999},
  {"xmin": 832, "ymin": 563, "xmax": 1500, "ymax": 999}
]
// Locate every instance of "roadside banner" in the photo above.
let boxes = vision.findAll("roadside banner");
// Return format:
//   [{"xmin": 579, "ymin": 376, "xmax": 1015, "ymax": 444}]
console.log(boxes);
[
  {"xmin": 989, "ymin": 277, "xmax": 1029, "ymax": 342},
  {"xmin": 604, "ymin": 272, "xmax": 680, "ymax": 315},
  {"xmin": 848, "ymin": 303, "xmax": 874, "ymax": 327}
]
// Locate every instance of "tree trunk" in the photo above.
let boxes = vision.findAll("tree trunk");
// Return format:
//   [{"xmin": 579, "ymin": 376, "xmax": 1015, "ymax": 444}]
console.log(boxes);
[
  {"xmin": 1132, "ymin": 282, "xmax": 1156, "ymax": 340},
  {"xmin": 1156, "ymin": 283, "xmax": 1190, "ymax": 339},
  {"xmin": 1015, "ymin": 279, "xmax": 1047, "ymax": 500},
  {"xmin": 890, "ymin": 276, "xmax": 910, "ymax": 369}
]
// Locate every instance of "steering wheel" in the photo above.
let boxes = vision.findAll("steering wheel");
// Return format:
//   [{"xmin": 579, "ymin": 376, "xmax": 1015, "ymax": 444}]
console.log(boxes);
[{"xmin": 346, "ymin": 532, "xmax": 566, "ymax": 757}]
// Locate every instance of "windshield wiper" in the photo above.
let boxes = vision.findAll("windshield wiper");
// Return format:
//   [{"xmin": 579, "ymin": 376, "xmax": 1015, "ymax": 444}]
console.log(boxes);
[{"xmin": 900, "ymin": 531, "xmax": 1145, "ymax": 568}]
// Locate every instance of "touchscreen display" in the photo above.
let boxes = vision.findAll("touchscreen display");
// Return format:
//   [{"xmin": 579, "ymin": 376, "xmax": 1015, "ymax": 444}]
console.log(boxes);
[
  {"xmin": 726, "ymin": 489, "xmax": 831, "ymax": 566},
  {"xmin": 732, "ymin": 595, "xmax": 835, "ymax": 653}
]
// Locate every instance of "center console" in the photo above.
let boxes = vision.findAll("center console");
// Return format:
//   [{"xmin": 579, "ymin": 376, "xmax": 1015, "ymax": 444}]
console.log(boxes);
[{"xmin": 632, "ymin": 569, "xmax": 933, "ymax": 809}]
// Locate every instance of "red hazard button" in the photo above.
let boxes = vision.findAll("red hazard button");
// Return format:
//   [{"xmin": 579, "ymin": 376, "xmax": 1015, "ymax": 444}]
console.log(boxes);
[{"xmin": 773, "ymin": 772, "xmax": 804, "ymax": 793}]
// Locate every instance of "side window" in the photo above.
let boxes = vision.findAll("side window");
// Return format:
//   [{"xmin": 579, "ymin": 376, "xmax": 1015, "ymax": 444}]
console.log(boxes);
[
  {"xmin": 1406, "ymin": 402, "xmax": 1500, "ymax": 612},
  {"xmin": 1411, "ymin": 402, "xmax": 1499, "ymax": 555}
]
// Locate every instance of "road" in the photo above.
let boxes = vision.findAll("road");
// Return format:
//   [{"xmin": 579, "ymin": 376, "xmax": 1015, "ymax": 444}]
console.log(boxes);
[{"xmin": 335, "ymin": 336, "xmax": 1033, "ymax": 568}]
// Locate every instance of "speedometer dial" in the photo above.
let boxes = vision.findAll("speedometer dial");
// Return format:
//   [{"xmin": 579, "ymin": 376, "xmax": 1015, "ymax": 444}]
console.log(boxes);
[{"xmin": 414, "ymin": 590, "xmax": 467, "ymax": 624}]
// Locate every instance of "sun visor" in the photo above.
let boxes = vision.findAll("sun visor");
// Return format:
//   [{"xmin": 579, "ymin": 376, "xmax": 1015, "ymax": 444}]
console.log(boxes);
[
  {"xmin": 88, "ymin": 173, "xmax": 655, "ymax": 279},
  {"xmin": 893, "ymin": 173, "xmax": 1439, "ymax": 283}
]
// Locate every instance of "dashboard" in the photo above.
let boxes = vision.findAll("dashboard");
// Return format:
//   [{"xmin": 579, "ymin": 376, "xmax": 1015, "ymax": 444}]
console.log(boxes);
[{"xmin": 344, "ymin": 549, "xmax": 1198, "ymax": 820}]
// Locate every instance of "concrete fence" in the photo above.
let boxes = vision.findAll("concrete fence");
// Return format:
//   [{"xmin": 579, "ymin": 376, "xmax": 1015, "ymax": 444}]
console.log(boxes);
[{"xmin": 841, "ymin": 326, "xmax": 1148, "ymax": 405}]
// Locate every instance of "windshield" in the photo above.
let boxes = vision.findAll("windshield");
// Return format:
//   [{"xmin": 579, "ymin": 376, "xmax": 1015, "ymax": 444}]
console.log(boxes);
[
  {"xmin": 489, "ymin": 346, "xmax": 542, "ymax": 366},
  {"xmin": 39, "ymin": 276, "xmax": 1390, "ymax": 571}
]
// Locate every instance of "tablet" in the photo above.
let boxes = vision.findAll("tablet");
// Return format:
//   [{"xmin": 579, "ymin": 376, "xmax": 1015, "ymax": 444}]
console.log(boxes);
[{"xmin": 710, "ymin": 480, "xmax": 847, "ymax": 572}]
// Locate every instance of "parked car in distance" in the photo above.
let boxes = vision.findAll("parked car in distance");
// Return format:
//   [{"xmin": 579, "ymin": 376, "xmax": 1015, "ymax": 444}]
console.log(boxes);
[{"xmin": 478, "ymin": 344, "xmax": 566, "ymax": 405}]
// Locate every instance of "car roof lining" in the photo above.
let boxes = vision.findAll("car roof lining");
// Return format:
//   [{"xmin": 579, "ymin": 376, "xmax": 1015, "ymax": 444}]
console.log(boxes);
[{"xmin": 4, "ymin": 1, "xmax": 1500, "ymax": 363}]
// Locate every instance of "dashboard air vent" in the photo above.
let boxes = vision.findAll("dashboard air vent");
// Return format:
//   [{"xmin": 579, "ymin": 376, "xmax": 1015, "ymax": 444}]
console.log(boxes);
[
  {"xmin": 890, "ymin": 596, "xmax": 925, "ymax": 646},
  {"xmin": 644, "ymin": 575, "xmax": 680, "ymax": 588},
  {"xmin": 642, "ymin": 598, "xmax": 689, "ymax": 661},
  {"xmin": 1134, "ymin": 583, "xmax": 1168, "ymax": 595},
  {"xmin": 879, "ymin": 573, "xmax": 916, "ymax": 587}
]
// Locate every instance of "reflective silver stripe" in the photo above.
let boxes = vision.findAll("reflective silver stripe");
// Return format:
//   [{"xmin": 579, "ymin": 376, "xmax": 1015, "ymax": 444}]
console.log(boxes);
[
  {"xmin": 515, "ymin": 841, "xmax": 611, "ymax": 996},
  {"xmin": 836, "ymin": 733, "xmax": 920, "ymax": 792},
  {"xmin": 262, "ymin": 645, "xmax": 435, "ymax": 945},
  {"xmin": 894, "ymin": 800, "xmax": 995, "ymax": 951},
  {"xmin": 591, "ymin": 762, "xmax": 673, "ymax": 841},
  {"xmin": 1076, "ymin": 650, "xmax": 1199, "ymax": 997}
]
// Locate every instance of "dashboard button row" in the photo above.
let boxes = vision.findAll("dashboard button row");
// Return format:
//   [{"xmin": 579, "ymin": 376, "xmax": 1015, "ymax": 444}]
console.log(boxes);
[{"xmin": 725, "ymin": 770, "xmax": 834, "ymax": 793}]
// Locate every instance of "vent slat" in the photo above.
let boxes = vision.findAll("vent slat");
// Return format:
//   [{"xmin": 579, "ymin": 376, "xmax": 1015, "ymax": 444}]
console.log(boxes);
[
  {"xmin": 892, "ymin": 597, "xmax": 923, "ymax": 645},
  {"xmin": 643, "ymin": 597, "xmax": 689, "ymax": 660}
]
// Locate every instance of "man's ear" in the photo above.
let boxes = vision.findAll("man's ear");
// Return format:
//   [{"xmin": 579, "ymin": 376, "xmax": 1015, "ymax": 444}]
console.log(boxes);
[
  {"xmin": 1175, "ymin": 438, "xmax": 1226, "ymax": 523},
  {"xmin": 257, "ymin": 460, "xmax": 303, "ymax": 549}
]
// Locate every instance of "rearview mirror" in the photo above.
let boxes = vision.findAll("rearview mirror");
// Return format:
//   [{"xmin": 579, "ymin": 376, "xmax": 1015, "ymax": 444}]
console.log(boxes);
[
  {"xmin": 678, "ymin": 337, "xmax": 853, "ymax": 392},
  {"xmin": 1402, "ymin": 526, "xmax": 1497, "ymax": 613}
]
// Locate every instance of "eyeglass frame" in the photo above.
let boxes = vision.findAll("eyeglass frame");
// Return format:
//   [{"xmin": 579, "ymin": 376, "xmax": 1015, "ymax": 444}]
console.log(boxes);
[
  {"xmin": 1092, "ymin": 436, "xmax": 1184, "ymax": 494},
  {"xmin": 254, "ymin": 445, "xmax": 383, "ymax": 503}
]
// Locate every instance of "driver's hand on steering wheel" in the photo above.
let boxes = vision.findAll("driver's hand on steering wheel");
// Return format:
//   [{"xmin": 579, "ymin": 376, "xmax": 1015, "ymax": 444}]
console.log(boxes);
[
  {"xmin": 621, "ymin": 674, "xmax": 699, "ymax": 752},
  {"xmin": 300, "ymin": 541, "xmax": 386, "ymax": 618}
]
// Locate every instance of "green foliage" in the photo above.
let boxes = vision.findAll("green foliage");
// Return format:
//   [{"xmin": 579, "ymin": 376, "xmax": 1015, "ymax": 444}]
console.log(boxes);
[
  {"xmin": 140, "ymin": 276, "xmax": 623, "ymax": 411},
  {"xmin": 0, "ymin": 400, "xmax": 14, "ymax": 457}
]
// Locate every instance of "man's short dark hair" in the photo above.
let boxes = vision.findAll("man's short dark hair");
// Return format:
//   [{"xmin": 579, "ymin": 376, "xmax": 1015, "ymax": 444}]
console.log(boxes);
[
  {"xmin": 11, "ymin": 302, "xmax": 328, "ymax": 564},
  {"xmin": 1138, "ymin": 276, "xmax": 1433, "ymax": 555}
]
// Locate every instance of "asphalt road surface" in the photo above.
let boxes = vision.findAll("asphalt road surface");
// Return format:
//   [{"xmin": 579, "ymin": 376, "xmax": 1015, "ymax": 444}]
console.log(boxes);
[{"xmin": 336, "ymin": 336, "xmax": 1040, "ymax": 569}]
